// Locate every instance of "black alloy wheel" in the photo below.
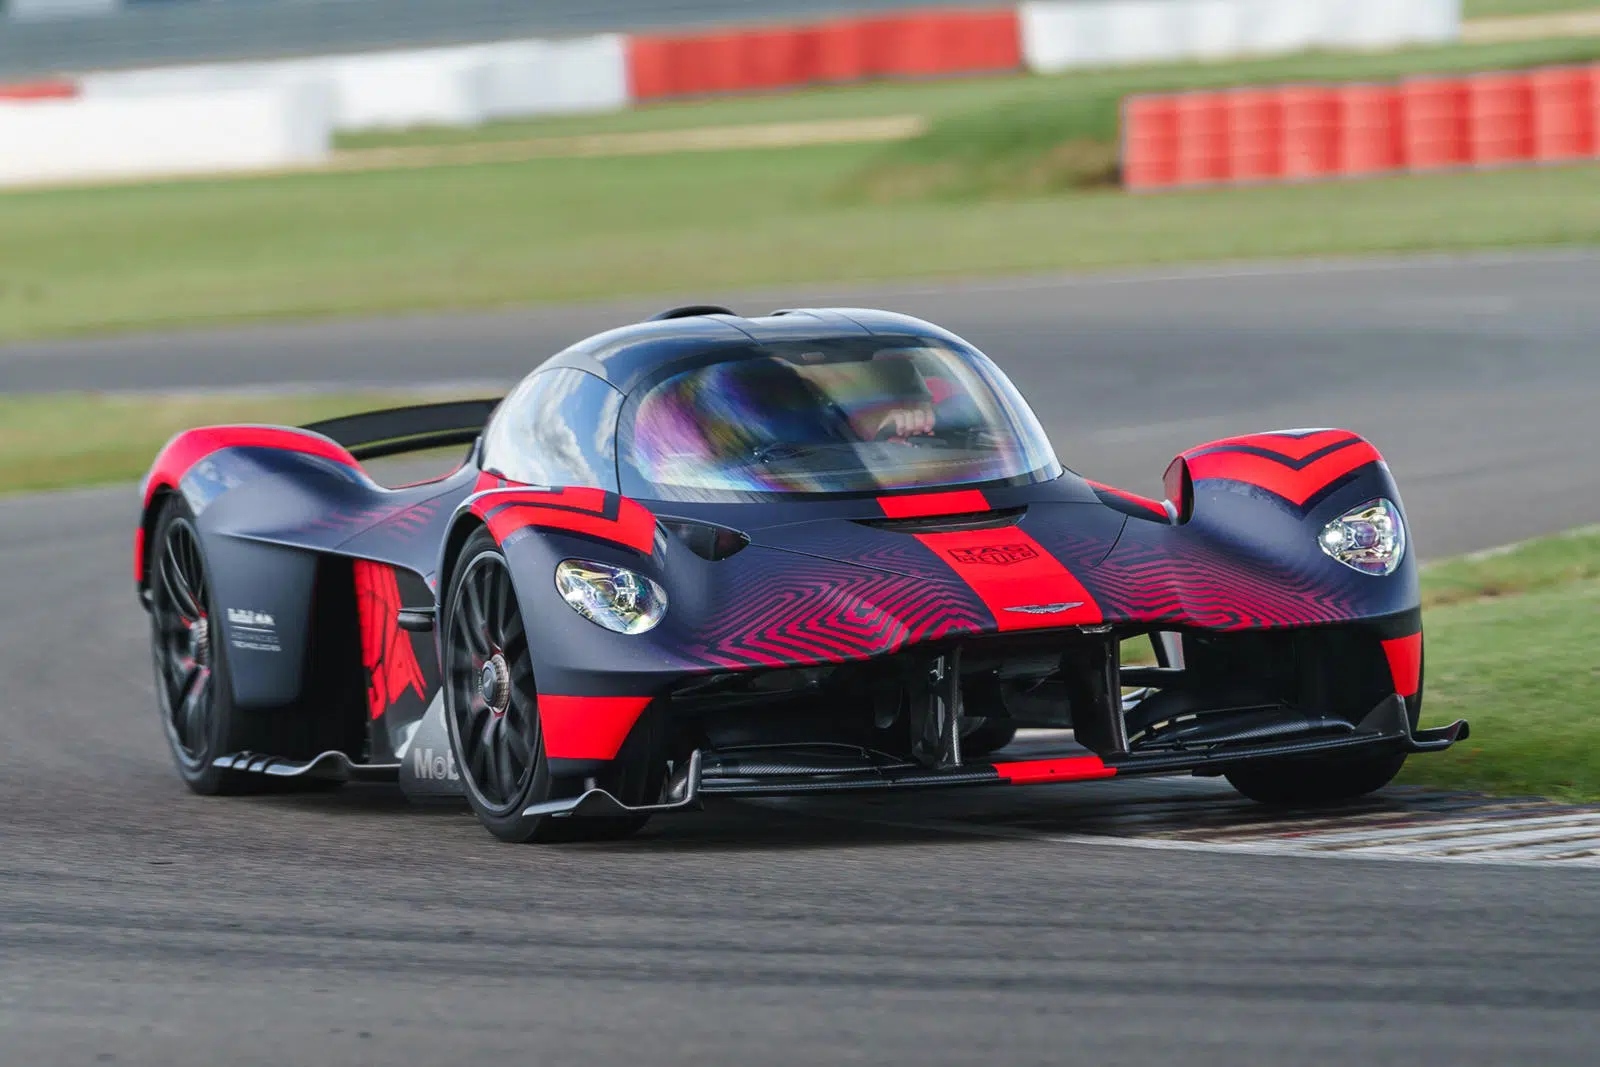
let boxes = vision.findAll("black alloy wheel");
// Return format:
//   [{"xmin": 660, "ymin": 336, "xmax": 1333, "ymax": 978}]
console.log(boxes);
[
  {"xmin": 442, "ymin": 528, "xmax": 667, "ymax": 843},
  {"xmin": 443, "ymin": 534, "xmax": 550, "ymax": 840},
  {"xmin": 148, "ymin": 497, "xmax": 249, "ymax": 795},
  {"xmin": 152, "ymin": 514, "xmax": 215, "ymax": 770}
]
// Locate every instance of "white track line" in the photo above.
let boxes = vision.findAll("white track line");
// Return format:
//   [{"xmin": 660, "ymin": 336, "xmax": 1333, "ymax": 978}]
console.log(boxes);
[{"xmin": 762, "ymin": 802, "xmax": 1600, "ymax": 869}]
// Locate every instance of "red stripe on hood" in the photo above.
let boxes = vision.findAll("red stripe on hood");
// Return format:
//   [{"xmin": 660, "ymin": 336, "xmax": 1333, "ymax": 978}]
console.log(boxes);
[{"xmin": 914, "ymin": 527, "xmax": 1102, "ymax": 631}]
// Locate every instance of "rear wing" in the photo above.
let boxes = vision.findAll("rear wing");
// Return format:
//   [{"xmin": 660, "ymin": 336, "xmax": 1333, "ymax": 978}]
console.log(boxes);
[{"xmin": 302, "ymin": 398, "xmax": 500, "ymax": 461}]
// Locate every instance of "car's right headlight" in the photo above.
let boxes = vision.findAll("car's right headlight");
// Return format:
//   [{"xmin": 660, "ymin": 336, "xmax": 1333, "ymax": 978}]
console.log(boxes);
[
  {"xmin": 1318, "ymin": 498, "xmax": 1406, "ymax": 576},
  {"xmin": 554, "ymin": 559, "xmax": 667, "ymax": 634}
]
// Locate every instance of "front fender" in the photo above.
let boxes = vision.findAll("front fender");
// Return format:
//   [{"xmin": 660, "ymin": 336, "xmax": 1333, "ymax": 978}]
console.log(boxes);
[{"xmin": 1106, "ymin": 429, "xmax": 1419, "ymax": 629}]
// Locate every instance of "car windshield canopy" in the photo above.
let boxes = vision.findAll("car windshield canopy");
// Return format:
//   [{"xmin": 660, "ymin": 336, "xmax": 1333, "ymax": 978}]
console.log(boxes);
[{"xmin": 621, "ymin": 335, "xmax": 1060, "ymax": 499}]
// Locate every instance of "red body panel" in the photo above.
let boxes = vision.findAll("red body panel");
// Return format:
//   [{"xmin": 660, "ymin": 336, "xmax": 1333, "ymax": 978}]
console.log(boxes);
[
  {"xmin": 1382, "ymin": 632, "xmax": 1424, "ymax": 698},
  {"xmin": 1085, "ymin": 479, "xmax": 1169, "ymax": 519},
  {"xmin": 538, "ymin": 695, "xmax": 653, "ymax": 760},
  {"xmin": 877, "ymin": 488, "xmax": 990, "ymax": 518},
  {"xmin": 136, "ymin": 425, "xmax": 363, "ymax": 582},
  {"xmin": 994, "ymin": 755, "xmax": 1117, "ymax": 784}
]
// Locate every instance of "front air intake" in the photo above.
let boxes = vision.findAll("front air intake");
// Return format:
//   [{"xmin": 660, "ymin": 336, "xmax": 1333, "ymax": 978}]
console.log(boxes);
[{"xmin": 659, "ymin": 517, "xmax": 750, "ymax": 561}]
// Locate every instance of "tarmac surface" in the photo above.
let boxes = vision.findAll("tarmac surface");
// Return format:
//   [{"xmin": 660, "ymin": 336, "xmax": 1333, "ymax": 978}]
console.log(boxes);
[{"xmin": 2, "ymin": 252, "xmax": 1598, "ymax": 1065}]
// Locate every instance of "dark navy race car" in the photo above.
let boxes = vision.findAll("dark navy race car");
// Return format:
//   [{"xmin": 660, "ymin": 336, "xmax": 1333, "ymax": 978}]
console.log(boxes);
[{"xmin": 137, "ymin": 307, "xmax": 1465, "ymax": 842}]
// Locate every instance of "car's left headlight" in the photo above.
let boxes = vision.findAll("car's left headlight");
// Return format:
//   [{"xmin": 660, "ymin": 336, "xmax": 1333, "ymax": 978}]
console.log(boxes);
[
  {"xmin": 1319, "ymin": 498, "xmax": 1406, "ymax": 576},
  {"xmin": 554, "ymin": 559, "xmax": 667, "ymax": 634}
]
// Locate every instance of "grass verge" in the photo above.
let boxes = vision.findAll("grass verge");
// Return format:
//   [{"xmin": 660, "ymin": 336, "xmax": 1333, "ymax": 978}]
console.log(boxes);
[
  {"xmin": 1399, "ymin": 530, "xmax": 1600, "ymax": 801},
  {"xmin": 1465, "ymin": 0, "xmax": 1600, "ymax": 17},
  {"xmin": 6, "ymin": 38, "xmax": 1600, "ymax": 342},
  {"xmin": 0, "ymin": 392, "xmax": 443, "ymax": 496}
]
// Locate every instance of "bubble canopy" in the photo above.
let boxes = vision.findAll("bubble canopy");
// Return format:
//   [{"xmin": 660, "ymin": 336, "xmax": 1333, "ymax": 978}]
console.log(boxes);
[{"xmin": 617, "ymin": 335, "xmax": 1060, "ymax": 501}]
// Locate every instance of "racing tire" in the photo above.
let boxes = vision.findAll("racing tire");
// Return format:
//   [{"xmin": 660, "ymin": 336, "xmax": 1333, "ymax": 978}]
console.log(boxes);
[
  {"xmin": 148, "ymin": 495, "xmax": 334, "ymax": 795},
  {"xmin": 443, "ymin": 529, "xmax": 664, "ymax": 844},
  {"xmin": 1224, "ymin": 750, "xmax": 1407, "ymax": 807}
]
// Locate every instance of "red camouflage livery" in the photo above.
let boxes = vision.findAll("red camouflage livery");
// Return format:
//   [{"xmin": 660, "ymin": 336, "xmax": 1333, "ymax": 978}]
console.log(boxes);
[{"xmin": 133, "ymin": 307, "xmax": 1462, "ymax": 846}]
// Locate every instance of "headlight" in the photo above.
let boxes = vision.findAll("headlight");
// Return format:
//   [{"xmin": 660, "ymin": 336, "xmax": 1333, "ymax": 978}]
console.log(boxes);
[
  {"xmin": 1319, "ymin": 498, "xmax": 1406, "ymax": 576},
  {"xmin": 554, "ymin": 559, "xmax": 667, "ymax": 634}
]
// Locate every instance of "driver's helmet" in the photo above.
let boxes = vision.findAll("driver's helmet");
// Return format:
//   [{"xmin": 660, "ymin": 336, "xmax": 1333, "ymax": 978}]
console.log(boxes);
[{"xmin": 634, "ymin": 354, "xmax": 850, "ymax": 471}]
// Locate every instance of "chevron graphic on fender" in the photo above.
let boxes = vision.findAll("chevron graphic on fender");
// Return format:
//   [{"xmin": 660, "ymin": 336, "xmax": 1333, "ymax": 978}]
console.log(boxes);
[
  {"xmin": 471, "ymin": 486, "xmax": 657, "ymax": 555},
  {"xmin": 1183, "ymin": 429, "xmax": 1382, "ymax": 507}
]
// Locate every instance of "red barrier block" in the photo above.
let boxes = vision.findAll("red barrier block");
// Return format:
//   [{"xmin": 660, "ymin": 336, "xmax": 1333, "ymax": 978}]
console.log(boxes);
[
  {"xmin": 629, "ymin": 9, "xmax": 1020, "ymax": 100},
  {"xmin": 812, "ymin": 21, "xmax": 867, "ymax": 84},
  {"xmin": 0, "ymin": 79, "xmax": 77, "ymax": 101},
  {"xmin": 1122, "ymin": 95, "xmax": 1181, "ymax": 190},
  {"xmin": 1338, "ymin": 84, "xmax": 1403, "ymax": 176},
  {"xmin": 625, "ymin": 37, "xmax": 671, "ymax": 100},
  {"xmin": 1587, "ymin": 62, "xmax": 1600, "ymax": 156},
  {"xmin": 1468, "ymin": 73, "xmax": 1536, "ymax": 166},
  {"xmin": 1528, "ymin": 66, "xmax": 1599, "ymax": 161},
  {"xmin": 1174, "ymin": 93, "xmax": 1231, "ymax": 186},
  {"xmin": 1402, "ymin": 78, "xmax": 1471, "ymax": 171},
  {"xmin": 1282, "ymin": 88, "xmax": 1339, "ymax": 178},
  {"xmin": 1228, "ymin": 89, "xmax": 1284, "ymax": 182},
  {"xmin": 862, "ymin": 10, "xmax": 1020, "ymax": 79},
  {"xmin": 740, "ymin": 30, "xmax": 807, "ymax": 90}
]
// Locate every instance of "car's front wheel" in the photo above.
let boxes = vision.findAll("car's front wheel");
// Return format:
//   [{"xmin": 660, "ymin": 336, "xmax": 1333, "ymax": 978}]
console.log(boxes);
[
  {"xmin": 443, "ymin": 529, "xmax": 663, "ymax": 843},
  {"xmin": 1224, "ymin": 750, "xmax": 1407, "ymax": 806}
]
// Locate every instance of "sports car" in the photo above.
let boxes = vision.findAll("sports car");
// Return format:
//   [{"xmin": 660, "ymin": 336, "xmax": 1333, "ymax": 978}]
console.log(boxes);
[{"xmin": 137, "ymin": 306, "xmax": 1466, "ymax": 842}]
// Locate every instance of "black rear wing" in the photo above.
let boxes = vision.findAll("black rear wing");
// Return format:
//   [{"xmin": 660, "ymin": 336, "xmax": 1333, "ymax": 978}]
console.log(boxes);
[{"xmin": 303, "ymin": 398, "xmax": 501, "ymax": 461}]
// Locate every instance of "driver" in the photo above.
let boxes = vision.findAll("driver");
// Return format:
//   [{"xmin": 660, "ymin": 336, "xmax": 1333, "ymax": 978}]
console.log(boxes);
[{"xmin": 791, "ymin": 350, "xmax": 936, "ymax": 442}]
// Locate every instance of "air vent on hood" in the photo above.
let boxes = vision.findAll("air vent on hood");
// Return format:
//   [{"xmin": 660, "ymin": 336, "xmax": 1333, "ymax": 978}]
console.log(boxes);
[
  {"xmin": 854, "ymin": 506, "xmax": 1026, "ymax": 534},
  {"xmin": 659, "ymin": 517, "xmax": 750, "ymax": 561}
]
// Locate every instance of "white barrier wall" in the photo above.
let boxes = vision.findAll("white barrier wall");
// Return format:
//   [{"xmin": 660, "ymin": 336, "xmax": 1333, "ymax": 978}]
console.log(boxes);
[
  {"xmin": 0, "ymin": 87, "xmax": 331, "ymax": 187},
  {"xmin": 79, "ymin": 34, "xmax": 629, "ymax": 132},
  {"xmin": 7, "ymin": 0, "xmax": 117, "ymax": 21},
  {"xmin": 1020, "ymin": 0, "xmax": 1461, "ymax": 74}
]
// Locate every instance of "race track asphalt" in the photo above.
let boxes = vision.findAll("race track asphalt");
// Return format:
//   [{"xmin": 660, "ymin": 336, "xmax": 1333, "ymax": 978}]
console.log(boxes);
[{"xmin": 1, "ymin": 252, "xmax": 1597, "ymax": 1066}]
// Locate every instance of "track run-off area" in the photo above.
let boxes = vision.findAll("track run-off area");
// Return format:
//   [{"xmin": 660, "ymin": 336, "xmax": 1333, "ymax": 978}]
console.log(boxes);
[{"xmin": 1, "ymin": 252, "xmax": 1597, "ymax": 1066}]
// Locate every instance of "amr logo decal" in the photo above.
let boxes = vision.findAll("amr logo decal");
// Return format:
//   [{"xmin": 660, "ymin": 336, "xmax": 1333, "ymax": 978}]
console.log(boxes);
[
  {"xmin": 948, "ymin": 544, "xmax": 1039, "ymax": 566},
  {"xmin": 354, "ymin": 560, "xmax": 428, "ymax": 721}
]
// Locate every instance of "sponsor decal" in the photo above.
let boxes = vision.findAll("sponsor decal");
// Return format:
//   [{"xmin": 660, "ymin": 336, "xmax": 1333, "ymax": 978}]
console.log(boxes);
[
  {"xmin": 226, "ymin": 607, "xmax": 281, "ymax": 653},
  {"xmin": 353, "ymin": 560, "xmax": 429, "ymax": 721},
  {"xmin": 1003, "ymin": 602, "xmax": 1084, "ymax": 615},
  {"xmin": 948, "ymin": 544, "xmax": 1038, "ymax": 566},
  {"xmin": 412, "ymin": 747, "xmax": 460, "ymax": 782}
]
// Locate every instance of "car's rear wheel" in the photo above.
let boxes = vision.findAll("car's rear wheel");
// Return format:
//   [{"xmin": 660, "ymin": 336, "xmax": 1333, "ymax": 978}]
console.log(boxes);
[
  {"xmin": 149, "ymin": 495, "xmax": 330, "ymax": 795},
  {"xmin": 1223, "ymin": 749, "xmax": 1407, "ymax": 806},
  {"xmin": 443, "ymin": 529, "xmax": 663, "ymax": 843}
]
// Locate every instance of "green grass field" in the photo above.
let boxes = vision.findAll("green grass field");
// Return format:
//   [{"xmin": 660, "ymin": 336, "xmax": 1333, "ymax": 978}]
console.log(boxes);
[
  {"xmin": 1465, "ymin": 0, "xmax": 1600, "ymax": 16},
  {"xmin": 1400, "ymin": 529, "xmax": 1600, "ymax": 801},
  {"xmin": 0, "ymin": 392, "xmax": 449, "ymax": 496},
  {"xmin": 6, "ymin": 36, "xmax": 1600, "ymax": 343}
]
